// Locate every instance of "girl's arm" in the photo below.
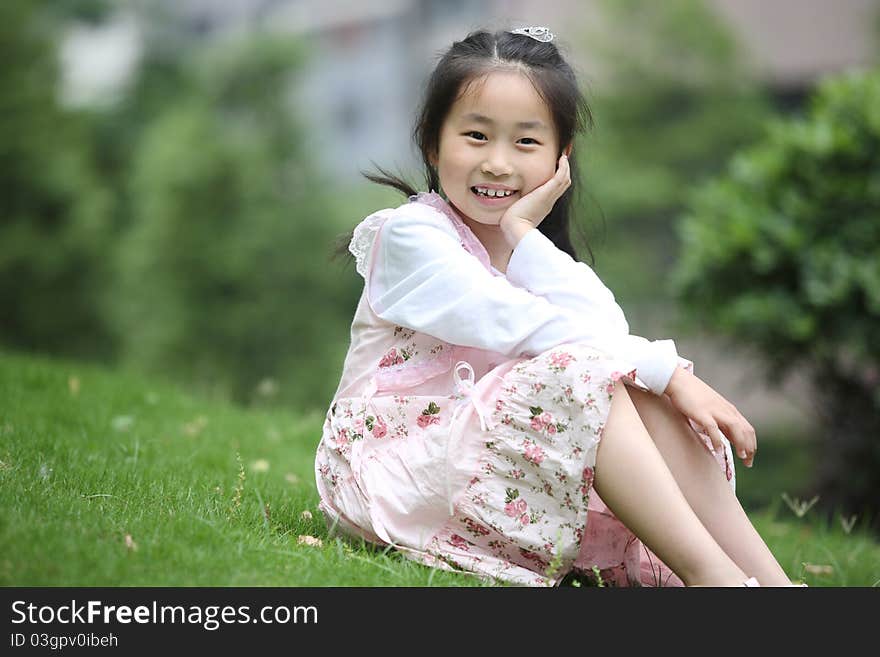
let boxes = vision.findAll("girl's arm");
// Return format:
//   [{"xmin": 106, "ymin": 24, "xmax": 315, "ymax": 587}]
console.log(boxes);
[
  {"xmin": 364, "ymin": 210, "xmax": 680, "ymax": 396},
  {"xmin": 505, "ymin": 228, "xmax": 628, "ymax": 332},
  {"xmin": 504, "ymin": 227, "xmax": 694, "ymax": 374}
]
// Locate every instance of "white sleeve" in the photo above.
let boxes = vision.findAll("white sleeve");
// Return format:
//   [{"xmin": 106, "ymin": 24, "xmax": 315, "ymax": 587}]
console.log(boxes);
[
  {"xmin": 367, "ymin": 210, "xmax": 680, "ymax": 395},
  {"xmin": 506, "ymin": 228, "xmax": 692, "ymax": 392},
  {"xmin": 506, "ymin": 229, "xmax": 629, "ymax": 332}
]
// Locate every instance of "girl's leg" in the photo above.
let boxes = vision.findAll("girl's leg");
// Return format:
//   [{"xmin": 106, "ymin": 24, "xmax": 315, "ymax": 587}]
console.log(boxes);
[
  {"xmin": 626, "ymin": 385, "xmax": 793, "ymax": 586},
  {"xmin": 594, "ymin": 380, "xmax": 749, "ymax": 586}
]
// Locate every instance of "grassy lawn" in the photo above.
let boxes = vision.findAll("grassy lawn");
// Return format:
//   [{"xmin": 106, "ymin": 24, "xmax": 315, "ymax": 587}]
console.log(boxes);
[{"xmin": 1, "ymin": 350, "xmax": 878, "ymax": 587}]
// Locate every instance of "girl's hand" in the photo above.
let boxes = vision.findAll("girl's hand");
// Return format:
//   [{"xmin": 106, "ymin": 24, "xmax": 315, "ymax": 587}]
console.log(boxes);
[
  {"xmin": 664, "ymin": 367, "xmax": 757, "ymax": 468},
  {"xmin": 499, "ymin": 154, "xmax": 571, "ymax": 247}
]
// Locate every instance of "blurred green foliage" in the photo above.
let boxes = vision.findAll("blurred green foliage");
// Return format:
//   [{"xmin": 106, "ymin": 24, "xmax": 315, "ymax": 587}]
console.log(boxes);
[
  {"xmin": 1, "ymin": 1, "xmax": 363, "ymax": 411},
  {"xmin": 0, "ymin": 0, "xmax": 115, "ymax": 358},
  {"xmin": 106, "ymin": 29, "xmax": 364, "ymax": 409},
  {"xmin": 581, "ymin": 0, "xmax": 773, "ymax": 306},
  {"xmin": 669, "ymin": 69, "xmax": 880, "ymax": 529}
]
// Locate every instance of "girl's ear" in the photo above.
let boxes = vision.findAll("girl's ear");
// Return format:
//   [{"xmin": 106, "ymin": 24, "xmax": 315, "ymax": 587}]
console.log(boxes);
[{"xmin": 563, "ymin": 143, "xmax": 573, "ymax": 158}]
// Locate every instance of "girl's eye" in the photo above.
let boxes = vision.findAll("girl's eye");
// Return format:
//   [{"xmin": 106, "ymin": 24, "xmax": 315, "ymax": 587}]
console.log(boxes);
[{"xmin": 464, "ymin": 132, "xmax": 539, "ymax": 145}]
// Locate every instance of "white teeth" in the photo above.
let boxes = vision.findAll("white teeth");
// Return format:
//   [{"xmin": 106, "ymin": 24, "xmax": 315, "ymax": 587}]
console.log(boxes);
[{"xmin": 474, "ymin": 187, "xmax": 514, "ymax": 197}]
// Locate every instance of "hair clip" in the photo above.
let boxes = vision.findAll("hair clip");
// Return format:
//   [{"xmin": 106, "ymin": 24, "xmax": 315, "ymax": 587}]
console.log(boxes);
[{"xmin": 509, "ymin": 26, "xmax": 554, "ymax": 43}]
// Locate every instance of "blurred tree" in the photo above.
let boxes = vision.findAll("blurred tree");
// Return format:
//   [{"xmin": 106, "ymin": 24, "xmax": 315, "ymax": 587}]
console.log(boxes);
[
  {"xmin": 670, "ymin": 69, "xmax": 880, "ymax": 532},
  {"xmin": 0, "ymin": 0, "xmax": 115, "ymax": 359},
  {"xmin": 108, "ymin": 30, "xmax": 358, "ymax": 410},
  {"xmin": 581, "ymin": 0, "xmax": 773, "ymax": 306}
]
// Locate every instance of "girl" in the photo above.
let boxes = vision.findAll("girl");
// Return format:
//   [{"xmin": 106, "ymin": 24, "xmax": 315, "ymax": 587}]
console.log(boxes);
[{"xmin": 315, "ymin": 26, "xmax": 799, "ymax": 587}]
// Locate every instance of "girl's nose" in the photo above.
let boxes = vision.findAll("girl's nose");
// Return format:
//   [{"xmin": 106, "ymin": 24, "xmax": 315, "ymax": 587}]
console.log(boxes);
[{"xmin": 481, "ymin": 157, "xmax": 513, "ymax": 176}]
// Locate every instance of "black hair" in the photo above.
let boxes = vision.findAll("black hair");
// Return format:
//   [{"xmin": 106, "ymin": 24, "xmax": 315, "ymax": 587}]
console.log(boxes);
[{"xmin": 331, "ymin": 27, "xmax": 598, "ymax": 267}]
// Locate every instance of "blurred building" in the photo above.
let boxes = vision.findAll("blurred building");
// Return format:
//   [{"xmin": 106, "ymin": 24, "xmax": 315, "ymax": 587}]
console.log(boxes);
[
  {"xmin": 61, "ymin": 0, "xmax": 878, "ymax": 182},
  {"xmin": 265, "ymin": 0, "xmax": 878, "ymax": 182}
]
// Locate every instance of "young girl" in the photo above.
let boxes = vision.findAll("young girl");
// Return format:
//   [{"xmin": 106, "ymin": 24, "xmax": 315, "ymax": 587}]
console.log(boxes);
[{"xmin": 315, "ymin": 26, "xmax": 799, "ymax": 587}]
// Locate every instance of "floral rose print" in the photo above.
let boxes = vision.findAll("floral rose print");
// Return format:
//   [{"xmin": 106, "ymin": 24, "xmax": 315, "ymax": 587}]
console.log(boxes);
[
  {"xmin": 519, "ymin": 547, "xmax": 547, "ymax": 567},
  {"xmin": 528, "ymin": 406, "xmax": 566, "ymax": 435},
  {"xmin": 529, "ymin": 406, "xmax": 550, "ymax": 431},
  {"xmin": 550, "ymin": 384, "xmax": 575, "ymax": 407},
  {"xmin": 370, "ymin": 415, "xmax": 388, "ymax": 438},
  {"xmin": 417, "ymin": 401, "xmax": 441, "ymax": 428},
  {"xmin": 379, "ymin": 347, "xmax": 412, "ymax": 368},
  {"xmin": 548, "ymin": 350, "xmax": 575, "ymax": 373},
  {"xmin": 317, "ymin": 462, "xmax": 338, "ymax": 488},
  {"xmin": 606, "ymin": 369, "xmax": 639, "ymax": 395},
  {"xmin": 605, "ymin": 375, "xmax": 619, "ymax": 395},
  {"xmin": 508, "ymin": 500, "xmax": 529, "ymax": 525},
  {"xmin": 579, "ymin": 466, "xmax": 595, "ymax": 497},
  {"xmin": 523, "ymin": 440, "xmax": 546, "ymax": 466},
  {"xmin": 448, "ymin": 534, "xmax": 470, "ymax": 550},
  {"xmin": 392, "ymin": 325, "xmax": 416, "ymax": 340},
  {"xmin": 462, "ymin": 518, "xmax": 491, "ymax": 537},
  {"xmin": 503, "ymin": 488, "xmax": 530, "ymax": 524},
  {"xmin": 504, "ymin": 498, "xmax": 527, "ymax": 518}
]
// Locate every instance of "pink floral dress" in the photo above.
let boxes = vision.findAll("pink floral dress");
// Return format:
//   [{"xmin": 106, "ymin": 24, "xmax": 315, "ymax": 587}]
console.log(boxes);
[{"xmin": 314, "ymin": 192, "xmax": 736, "ymax": 587}]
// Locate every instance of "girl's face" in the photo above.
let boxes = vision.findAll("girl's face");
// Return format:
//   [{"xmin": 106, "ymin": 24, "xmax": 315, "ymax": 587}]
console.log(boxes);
[{"xmin": 430, "ymin": 71, "xmax": 571, "ymax": 227}]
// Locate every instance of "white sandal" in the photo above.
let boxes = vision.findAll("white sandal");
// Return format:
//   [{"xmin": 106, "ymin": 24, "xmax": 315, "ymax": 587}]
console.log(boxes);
[{"xmin": 742, "ymin": 577, "xmax": 809, "ymax": 586}]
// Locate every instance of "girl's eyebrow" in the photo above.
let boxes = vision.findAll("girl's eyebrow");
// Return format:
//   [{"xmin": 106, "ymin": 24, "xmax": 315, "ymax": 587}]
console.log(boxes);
[{"xmin": 460, "ymin": 112, "xmax": 548, "ymax": 131}]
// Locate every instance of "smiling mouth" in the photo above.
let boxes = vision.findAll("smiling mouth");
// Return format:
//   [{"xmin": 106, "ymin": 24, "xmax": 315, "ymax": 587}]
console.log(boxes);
[{"xmin": 470, "ymin": 186, "xmax": 519, "ymax": 200}]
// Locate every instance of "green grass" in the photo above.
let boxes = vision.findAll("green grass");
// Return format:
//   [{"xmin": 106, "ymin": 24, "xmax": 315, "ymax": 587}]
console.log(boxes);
[{"xmin": 1, "ymin": 350, "xmax": 878, "ymax": 587}]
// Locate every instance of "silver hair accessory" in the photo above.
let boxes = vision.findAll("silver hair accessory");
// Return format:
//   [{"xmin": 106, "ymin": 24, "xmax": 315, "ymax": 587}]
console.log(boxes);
[{"xmin": 509, "ymin": 26, "xmax": 554, "ymax": 42}]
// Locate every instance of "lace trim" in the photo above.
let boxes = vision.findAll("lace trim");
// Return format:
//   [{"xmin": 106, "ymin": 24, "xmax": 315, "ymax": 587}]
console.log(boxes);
[{"xmin": 349, "ymin": 210, "xmax": 394, "ymax": 279}]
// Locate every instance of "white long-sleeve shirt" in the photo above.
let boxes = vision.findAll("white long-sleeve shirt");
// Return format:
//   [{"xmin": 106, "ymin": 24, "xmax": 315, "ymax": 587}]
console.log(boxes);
[{"xmin": 366, "ymin": 207, "xmax": 687, "ymax": 396}]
